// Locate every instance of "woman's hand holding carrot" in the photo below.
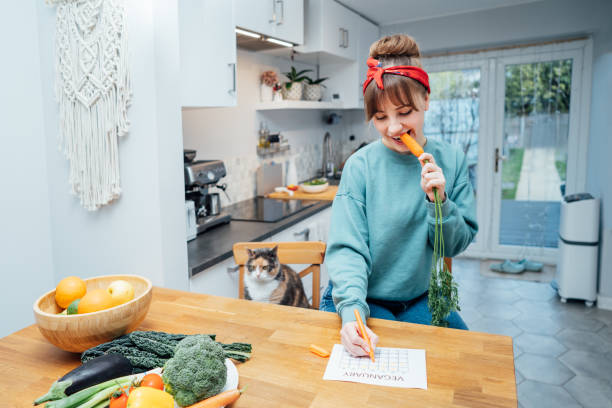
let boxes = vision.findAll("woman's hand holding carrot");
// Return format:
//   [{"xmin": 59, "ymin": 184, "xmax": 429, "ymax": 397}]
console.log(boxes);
[
  {"xmin": 418, "ymin": 152, "xmax": 446, "ymax": 202},
  {"xmin": 341, "ymin": 322, "xmax": 379, "ymax": 357}
]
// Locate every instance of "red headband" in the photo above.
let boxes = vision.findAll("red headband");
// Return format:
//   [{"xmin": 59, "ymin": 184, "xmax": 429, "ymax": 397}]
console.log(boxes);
[{"xmin": 362, "ymin": 57, "xmax": 430, "ymax": 95}]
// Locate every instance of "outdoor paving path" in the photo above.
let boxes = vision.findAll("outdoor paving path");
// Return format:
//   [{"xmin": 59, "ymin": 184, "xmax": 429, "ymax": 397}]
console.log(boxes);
[{"xmin": 515, "ymin": 147, "xmax": 562, "ymax": 201}]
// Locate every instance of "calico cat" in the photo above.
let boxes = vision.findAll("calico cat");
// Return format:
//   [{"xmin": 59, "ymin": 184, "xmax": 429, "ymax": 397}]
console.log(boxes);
[{"xmin": 243, "ymin": 246, "xmax": 310, "ymax": 308}]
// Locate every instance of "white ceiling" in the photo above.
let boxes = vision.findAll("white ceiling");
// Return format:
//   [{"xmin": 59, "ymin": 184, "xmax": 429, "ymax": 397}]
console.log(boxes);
[{"xmin": 337, "ymin": 0, "xmax": 545, "ymax": 26}]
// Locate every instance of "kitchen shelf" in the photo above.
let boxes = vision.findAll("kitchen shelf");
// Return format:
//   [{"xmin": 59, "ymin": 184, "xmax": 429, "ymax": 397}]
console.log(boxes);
[{"xmin": 255, "ymin": 100, "xmax": 343, "ymax": 110}]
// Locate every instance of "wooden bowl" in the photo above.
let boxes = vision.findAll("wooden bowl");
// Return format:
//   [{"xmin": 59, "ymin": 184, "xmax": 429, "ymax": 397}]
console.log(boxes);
[{"xmin": 33, "ymin": 275, "xmax": 152, "ymax": 353}]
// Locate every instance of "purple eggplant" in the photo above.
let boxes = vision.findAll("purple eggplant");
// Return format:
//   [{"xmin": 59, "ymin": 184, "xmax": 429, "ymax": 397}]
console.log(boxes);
[{"xmin": 33, "ymin": 353, "xmax": 133, "ymax": 405}]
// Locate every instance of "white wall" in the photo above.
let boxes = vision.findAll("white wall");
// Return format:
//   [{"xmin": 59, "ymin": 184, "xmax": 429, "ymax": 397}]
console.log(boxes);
[
  {"xmin": 35, "ymin": 0, "xmax": 188, "ymax": 289},
  {"xmin": 383, "ymin": 0, "xmax": 612, "ymax": 300},
  {"xmin": 0, "ymin": 2, "xmax": 55, "ymax": 338},
  {"xmin": 0, "ymin": 0, "xmax": 188, "ymax": 337}
]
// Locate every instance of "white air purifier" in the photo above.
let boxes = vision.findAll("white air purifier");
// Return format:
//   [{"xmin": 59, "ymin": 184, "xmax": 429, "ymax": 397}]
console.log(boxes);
[{"xmin": 556, "ymin": 193, "xmax": 600, "ymax": 306}]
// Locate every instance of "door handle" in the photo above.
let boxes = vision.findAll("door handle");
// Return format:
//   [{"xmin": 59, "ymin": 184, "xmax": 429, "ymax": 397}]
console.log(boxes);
[
  {"xmin": 228, "ymin": 63, "xmax": 236, "ymax": 95},
  {"xmin": 276, "ymin": 0, "xmax": 284, "ymax": 25},
  {"xmin": 269, "ymin": 0, "xmax": 276, "ymax": 23},
  {"xmin": 494, "ymin": 147, "xmax": 507, "ymax": 173},
  {"xmin": 294, "ymin": 228, "xmax": 310, "ymax": 241}
]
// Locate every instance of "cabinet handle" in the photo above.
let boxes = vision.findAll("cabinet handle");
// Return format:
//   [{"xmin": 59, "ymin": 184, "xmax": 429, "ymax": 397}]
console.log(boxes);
[
  {"xmin": 276, "ymin": 0, "xmax": 284, "ymax": 25},
  {"xmin": 344, "ymin": 29, "xmax": 349, "ymax": 48},
  {"xmin": 228, "ymin": 62, "xmax": 236, "ymax": 94},
  {"xmin": 269, "ymin": 0, "xmax": 276, "ymax": 23},
  {"xmin": 227, "ymin": 265, "xmax": 240, "ymax": 273},
  {"xmin": 294, "ymin": 228, "xmax": 310, "ymax": 241},
  {"xmin": 339, "ymin": 27, "xmax": 344, "ymax": 48}
]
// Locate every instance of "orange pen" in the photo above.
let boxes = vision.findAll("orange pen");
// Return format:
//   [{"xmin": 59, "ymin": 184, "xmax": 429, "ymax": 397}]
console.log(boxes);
[{"xmin": 354, "ymin": 309, "xmax": 375, "ymax": 362}]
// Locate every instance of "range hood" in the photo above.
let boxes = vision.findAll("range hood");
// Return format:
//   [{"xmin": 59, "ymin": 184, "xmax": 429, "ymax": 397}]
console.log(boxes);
[{"xmin": 236, "ymin": 27, "xmax": 294, "ymax": 51}]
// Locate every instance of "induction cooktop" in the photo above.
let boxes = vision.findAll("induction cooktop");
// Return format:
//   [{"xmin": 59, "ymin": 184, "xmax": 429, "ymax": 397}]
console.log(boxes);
[{"xmin": 228, "ymin": 197, "xmax": 316, "ymax": 223}]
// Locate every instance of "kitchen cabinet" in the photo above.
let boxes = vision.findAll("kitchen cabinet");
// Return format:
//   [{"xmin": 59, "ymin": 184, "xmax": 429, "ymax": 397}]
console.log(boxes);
[
  {"xmin": 189, "ymin": 255, "xmax": 241, "ymax": 298},
  {"xmin": 357, "ymin": 18, "xmax": 380, "ymax": 105},
  {"xmin": 296, "ymin": 0, "xmax": 359, "ymax": 61},
  {"xmin": 235, "ymin": 0, "xmax": 304, "ymax": 45},
  {"xmin": 178, "ymin": 0, "xmax": 237, "ymax": 107},
  {"xmin": 319, "ymin": 16, "xmax": 378, "ymax": 109}
]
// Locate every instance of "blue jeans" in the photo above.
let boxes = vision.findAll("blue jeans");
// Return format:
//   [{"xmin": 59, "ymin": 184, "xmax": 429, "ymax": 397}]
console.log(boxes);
[{"xmin": 320, "ymin": 282, "xmax": 468, "ymax": 330}]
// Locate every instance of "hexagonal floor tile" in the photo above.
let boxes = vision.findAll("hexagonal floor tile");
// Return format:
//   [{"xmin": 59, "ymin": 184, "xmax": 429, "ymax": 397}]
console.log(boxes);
[
  {"xmin": 589, "ymin": 307, "xmax": 612, "ymax": 326},
  {"xmin": 514, "ymin": 333, "xmax": 567, "ymax": 357},
  {"xmin": 560, "ymin": 349, "xmax": 612, "ymax": 378},
  {"xmin": 515, "ymin": 369, "xmax": 525, "ymax": 385},
  {"xmin": 551, "ymin": 311, "xmax": 605, "ymax": 332},
  {"xmin": 513, "ymin": 281, "xmax": 557, "ymax": 301},
  {"xmin": 564, "ymin": 376, "xmax": 612, "ymax": 408},
  {"xmin": 514, "ymin": 342, "xmax": 523, "ymax": 359},
  {"xmin": 599, "ymin": 324, "xmax": 612, "ymax": 340},
  {"xmin": 512, "ymin": 299, "xmax": 557, "ymax": 319},
  {"xmin": 457, "ymin": 305, "xmax": 482, "ymax": 325},
  {"xmin": 556, "ymin": 328, "xmax": 612, "ymax": 354},
  {"xmin": 518, "ymin": 380, "xmax": 581, "ymax": 408},
  {"xmin": 469, "ymin": 317, "xmax": 523, "ymax": 337},
  {"xmin": 480, "ymin": 287, "xmax": 522, "ymax": 304},
  {"xmin": 515, "ymin": 353, "xmax": 574, "ymax": 385},
  {"xmin": 513, "ymin": 315, "xmax": 562, "ymax": 336},
  {"xmin": 478, "ymin": 300, "xmax": 522, "ymax": 320}
]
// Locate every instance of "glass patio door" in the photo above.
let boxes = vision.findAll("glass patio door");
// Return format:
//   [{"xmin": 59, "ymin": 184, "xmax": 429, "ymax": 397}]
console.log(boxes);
[
  {"xmin": 490, "ymin": 45, "xmax": 587, "ymax": 262},
  {"xmin": 423, "ymin": 58, "xmax": 491, "ymax": 253}
]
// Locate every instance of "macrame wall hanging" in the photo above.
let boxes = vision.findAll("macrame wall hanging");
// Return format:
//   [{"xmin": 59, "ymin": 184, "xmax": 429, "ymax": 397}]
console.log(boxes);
[{"xmin": 47, "ymin": 0, "xmax": 131, "ymax": 210}]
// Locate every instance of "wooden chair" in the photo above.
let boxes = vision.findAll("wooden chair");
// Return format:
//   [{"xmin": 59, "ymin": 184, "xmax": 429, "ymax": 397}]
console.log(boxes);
[{"xmin": 232, "ymin": 241, "xmax": 326, "ymax": 310}]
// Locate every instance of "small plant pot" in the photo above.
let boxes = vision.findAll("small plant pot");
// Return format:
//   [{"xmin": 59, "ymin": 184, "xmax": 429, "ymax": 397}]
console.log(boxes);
[
  {"xmin": 304, "ymin": 84, "xmax": 323, "ymax": 101},
  {"xmin": 282, "ymin": 82, "xmax": 303, "ymax": 100}
]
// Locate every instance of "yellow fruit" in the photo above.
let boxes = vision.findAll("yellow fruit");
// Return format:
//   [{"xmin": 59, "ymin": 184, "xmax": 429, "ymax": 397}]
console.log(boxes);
[
  {"xmin": 55, "ymin": 277, "xmax": 87, "ymax": 309},
  {"xmin": 107, "ymin": 280, "xmax": 135, "ymax": 307},
  {"xmin": 77, "ymin": 289, "xmax": 114, "ymax": 314}
]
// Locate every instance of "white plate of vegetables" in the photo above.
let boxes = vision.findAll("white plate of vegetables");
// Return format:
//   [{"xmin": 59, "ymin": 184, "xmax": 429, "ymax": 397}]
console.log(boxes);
[{"xmin": 300, "ymin": 178, "xmax": 329, "ymax": 193}]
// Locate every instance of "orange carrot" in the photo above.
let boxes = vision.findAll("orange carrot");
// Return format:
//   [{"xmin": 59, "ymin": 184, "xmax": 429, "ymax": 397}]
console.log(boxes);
[
  {"xmin": 309, "ymin": 344, "xmax": 330, "ymax": 358},
  {"xmin": 186, "ymin": 387, "xmax": 246, "ymax": 408},
  {"xmin": 399, "ymin": 133, "xmax": 424, "ymax": 158}
]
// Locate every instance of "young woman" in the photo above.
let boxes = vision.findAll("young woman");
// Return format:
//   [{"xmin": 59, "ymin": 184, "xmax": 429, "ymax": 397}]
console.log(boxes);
[{"xmin": 320, "ymin": 34, "xmax": 478, "ymax": 357}]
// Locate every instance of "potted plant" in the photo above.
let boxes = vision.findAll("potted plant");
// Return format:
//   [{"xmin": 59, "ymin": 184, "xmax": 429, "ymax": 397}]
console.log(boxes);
[
  {"xmin": 282, "ymin": 67, "xmax": 312, "ymax": 100},
  {"xmin": 303, "ymin": 76, "xmax": 328, "ymax": 101}
]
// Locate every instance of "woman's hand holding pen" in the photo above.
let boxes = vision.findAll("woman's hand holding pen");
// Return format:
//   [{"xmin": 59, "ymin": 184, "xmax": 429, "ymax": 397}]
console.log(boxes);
[
  {"xmin": 418, "ymin": 152, "xmax": 446, "ymax": 202},
  {"xmin": 341, "ymin": 321, "xmax": 379, "ymax": 357}
]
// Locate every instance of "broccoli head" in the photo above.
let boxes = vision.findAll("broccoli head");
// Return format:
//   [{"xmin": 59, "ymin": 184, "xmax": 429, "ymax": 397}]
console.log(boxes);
[{"xmin": 162, "ymin": 335, "xmax": 227, "ymax": 407}]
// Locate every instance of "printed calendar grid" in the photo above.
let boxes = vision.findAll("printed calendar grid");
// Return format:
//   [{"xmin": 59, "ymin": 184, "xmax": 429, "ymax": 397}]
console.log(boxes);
[{"xmin": 337, "ymin": 347, "xmax": 411, "ymax": 373}]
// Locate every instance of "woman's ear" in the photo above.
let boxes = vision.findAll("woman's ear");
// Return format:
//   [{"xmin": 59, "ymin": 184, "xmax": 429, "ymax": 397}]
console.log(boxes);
[{"xmin": 424, "ymin": 93, "xmax": 430, "ymax": 111}]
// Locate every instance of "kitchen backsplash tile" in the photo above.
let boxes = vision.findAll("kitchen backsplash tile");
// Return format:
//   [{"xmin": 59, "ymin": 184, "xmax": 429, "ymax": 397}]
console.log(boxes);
[{"xmin": 219, "ymin": 141, "xmax": 343, "ymax": 207}]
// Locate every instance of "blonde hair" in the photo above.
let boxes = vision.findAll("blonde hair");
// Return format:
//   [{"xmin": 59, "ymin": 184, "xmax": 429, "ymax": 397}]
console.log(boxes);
[{"xmin": 364, "ymin": 34, "xmax": 428, "ymax": 120}]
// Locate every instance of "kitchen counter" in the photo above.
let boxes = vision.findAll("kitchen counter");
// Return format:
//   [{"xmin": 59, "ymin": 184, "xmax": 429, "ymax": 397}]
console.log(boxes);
[
  {"xmin": 187, "ymin": 199, "xmax": 332, "ymax": 276},
  {"xmin": 1, "ymin": 287, "xmax": 517, "ymax": 407}
]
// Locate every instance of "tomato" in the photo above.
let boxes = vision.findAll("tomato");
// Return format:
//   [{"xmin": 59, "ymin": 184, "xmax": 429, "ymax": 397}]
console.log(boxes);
[
  {"xmin": 287, "ymin": 184, "xmax": 298, "ymax": 191},
  {"xmin": 110, "ymin": 391, "xmax": 129, "ymax": 408},
  {"xmin": 140, "ymin": 373, "xmax": 164, "ymax": 390}
]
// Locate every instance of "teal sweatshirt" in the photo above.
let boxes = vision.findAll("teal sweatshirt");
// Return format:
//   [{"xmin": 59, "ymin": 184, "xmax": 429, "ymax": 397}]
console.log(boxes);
[{"xmin": 326, "ymin": 138, "xmax": 478, "ymax": 325}]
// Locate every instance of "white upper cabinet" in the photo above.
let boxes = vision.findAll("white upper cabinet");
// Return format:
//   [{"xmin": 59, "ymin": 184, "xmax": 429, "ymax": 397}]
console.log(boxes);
[
  {"xmin": 178, "ymin": 0, "xmax": 237, "ymax": 107},
  {"xmin": 296, "ymin": 0, "xmax": 359, "ymax": 61},
  {"xmin": 357, "ymin": 18, "xmax": 379, "ymax": 104},
  {"xmin": 235, "ymin": 0, "xmax": 304, "ymax": 45}
]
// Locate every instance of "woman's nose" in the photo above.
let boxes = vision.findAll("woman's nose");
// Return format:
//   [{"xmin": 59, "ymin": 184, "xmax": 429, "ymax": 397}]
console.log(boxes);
[{"xmin": 388, "ymin": 120, "xmax": 404, "ymax": 135}]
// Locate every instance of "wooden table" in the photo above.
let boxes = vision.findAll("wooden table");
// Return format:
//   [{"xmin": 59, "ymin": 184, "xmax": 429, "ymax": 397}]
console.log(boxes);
[
  {"xmin": 1, "ymin": 288, "xmax": 517, "ymax": 407},
  {"xmin": 267, "ymin": 185, "xmax": 338, "ymax": 201}
]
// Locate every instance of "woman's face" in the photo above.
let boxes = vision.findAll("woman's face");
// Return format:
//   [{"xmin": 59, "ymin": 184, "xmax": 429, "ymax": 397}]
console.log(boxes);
[{"xmin": 372, "ymin": 94, "xmax": 429, "ymax": 154}]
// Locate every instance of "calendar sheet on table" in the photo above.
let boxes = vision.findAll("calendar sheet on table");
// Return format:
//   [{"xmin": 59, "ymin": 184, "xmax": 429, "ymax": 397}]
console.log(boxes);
[{"xmin": 322, "ymin": 344, "xmax": 427, "ymax": 389}]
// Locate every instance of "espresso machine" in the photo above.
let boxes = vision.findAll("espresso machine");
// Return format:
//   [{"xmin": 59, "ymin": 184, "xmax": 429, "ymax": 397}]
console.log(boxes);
[{"xmin": 184, "ymin": 157, "xmax": 231, "ymax": 235}]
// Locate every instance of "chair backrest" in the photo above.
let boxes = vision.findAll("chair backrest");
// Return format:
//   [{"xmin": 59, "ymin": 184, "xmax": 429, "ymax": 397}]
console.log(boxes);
[{"xmin": 232, "ymin": 241, "xmax": 326, "ymax": 309}]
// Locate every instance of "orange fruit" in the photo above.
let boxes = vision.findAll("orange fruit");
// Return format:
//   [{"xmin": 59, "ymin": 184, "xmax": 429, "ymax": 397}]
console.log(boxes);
[
  {"xmin": 55, "ymin": 277, "xmax": 87, "ymax": 309},
  {"xmin": 77, "ymin": 289, "xmax": 115, "ymax": 314}
]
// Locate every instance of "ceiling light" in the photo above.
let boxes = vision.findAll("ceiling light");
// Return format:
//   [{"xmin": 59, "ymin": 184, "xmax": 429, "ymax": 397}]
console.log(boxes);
[
  {"xmin": 266, "ymin": 37, "xmax": 293, "ymax": 48},
  {"xmin": 235, "ymin": 28, "xmax": 260, "ymax": 39}
]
